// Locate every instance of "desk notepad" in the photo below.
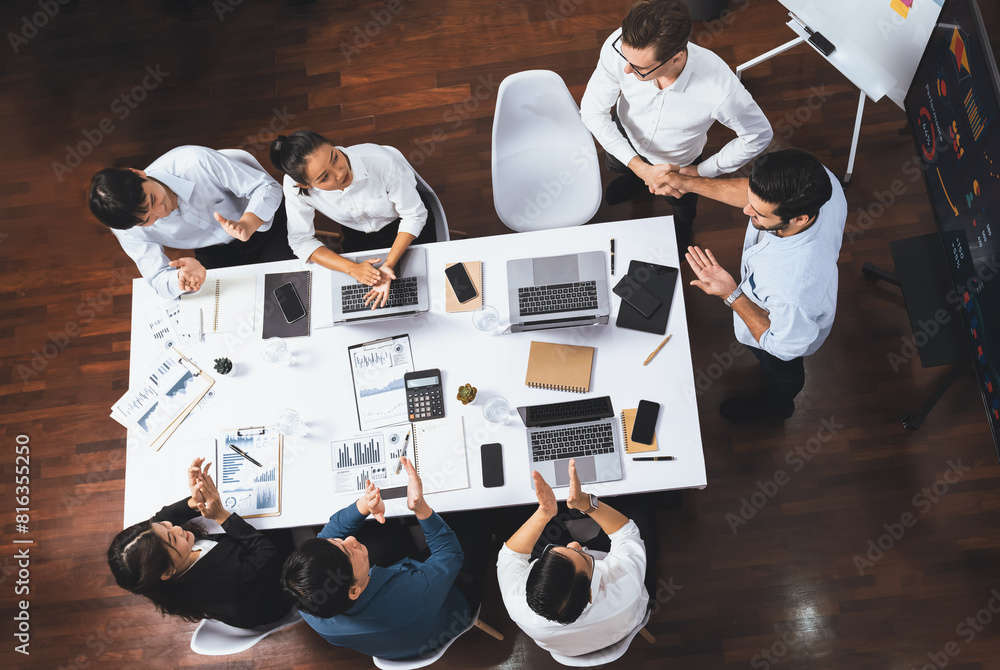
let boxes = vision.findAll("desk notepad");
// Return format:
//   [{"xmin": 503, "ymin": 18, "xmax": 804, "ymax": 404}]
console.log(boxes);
[
  {"xmin": 525, "ymin": 341, "xmax": 595, "ymax": 393},
  {"xmin": 180, "ymin": 276, "xmax": 256, "ymax": 334},
  {"xmin": 621, "ymin": 408, "xmax": 657, "ymax": 453},
  {"xmin": 444, "ymin": 261, "xmax": 483, "ymax": 312}
]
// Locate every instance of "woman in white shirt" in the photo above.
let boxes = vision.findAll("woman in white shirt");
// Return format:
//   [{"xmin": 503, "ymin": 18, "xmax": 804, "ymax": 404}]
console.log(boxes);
[{"xmin": 270, "ymin": 131, "xmax": 436, "ymax": 308}]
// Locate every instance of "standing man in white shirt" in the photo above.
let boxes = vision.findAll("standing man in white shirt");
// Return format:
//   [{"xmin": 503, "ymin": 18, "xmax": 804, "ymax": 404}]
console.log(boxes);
[
  {"xmin": 88, "ymin": 145, "xmax": 294, "ymax": 299},
  {"xmin": 656, "ymin": 149, "xmax": 848, "ymax": 424},
  {"xmin": 580, "ymin": 0, "xmax": 773, "ymax": 251},
  {"xmin": 497, "ymin": 461, "xmax": 650, "ymax": 657}
]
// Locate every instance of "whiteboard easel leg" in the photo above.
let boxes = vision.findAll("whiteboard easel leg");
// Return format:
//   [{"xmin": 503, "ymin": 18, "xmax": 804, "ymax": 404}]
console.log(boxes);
[
  {"xmin": 735, "ymin": 36, "xmax": 807, "ymax": 80},
  {"xmin": 844, "ymin": 91, "xmax": 867, "ymax": 185}
]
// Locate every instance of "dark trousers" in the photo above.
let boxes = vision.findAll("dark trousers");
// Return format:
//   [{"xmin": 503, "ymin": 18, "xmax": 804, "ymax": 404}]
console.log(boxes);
[
  {"xmin": 750, "ymin": 346, "xmax": 806, "ymax": 404},
  {"xmin": 339, "ymin": 190, "xmax": 438, "ymax": 254},
  {"xmin": 606, "ymin": 110, "xmax": 700, "ymax": 247},
  {"xmin": 195, "ymin": 197, "xmax": 296, "ymax": 269}
]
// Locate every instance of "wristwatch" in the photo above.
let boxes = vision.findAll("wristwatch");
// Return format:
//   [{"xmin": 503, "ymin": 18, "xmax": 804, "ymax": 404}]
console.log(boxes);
[
  {"xmin": 582, "ymin": 493, "xmax": 599, "ymax": 515},
  {"xmin": 723, "ymin": 287, "xmax": 743, "ymax": 308}
]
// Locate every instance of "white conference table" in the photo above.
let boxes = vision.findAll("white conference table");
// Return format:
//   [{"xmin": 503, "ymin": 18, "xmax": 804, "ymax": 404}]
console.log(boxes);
[{"xmin": 123, "ymin": 217, "xmax": 707, "ymax": 529}]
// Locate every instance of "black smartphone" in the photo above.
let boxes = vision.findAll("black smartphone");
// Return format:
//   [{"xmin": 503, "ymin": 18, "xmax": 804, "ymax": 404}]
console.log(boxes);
[
  {"xmin": 631, "ymin": 400, "xmax": 659, "ymax": 445},
  {"xmin": 273, "ymin": 282, "xmax": 306, "ymax": 323},
  {"xmin": 613, "ymin": 275, "xmax": 662, "ymax": 319},
  {"xmin": 481, "ymin": 443, "xmax": 504, "ymax": 488},
  {"xmin": 808, "ymin": 32, "xmax": 836, "ymax": 57},
  {"xmin": 445, "ymin": 263, "xmax": 479, "ymax": 304}
]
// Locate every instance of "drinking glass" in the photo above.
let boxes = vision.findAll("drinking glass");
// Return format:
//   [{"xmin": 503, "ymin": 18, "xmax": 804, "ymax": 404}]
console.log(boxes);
[
  {"xmin": 261, "ymin": 337, "xmax": 294, "ymax": 366},
  {"xmin": 483, "ymin": 395, "xmax": 511, "ymax": 424},
  {"xmin": 275, "ymin": 408, "xmax": 307, "ymax": 437},
  {"xmin": 472, "ymin": 305, "xmax": 500, "ymax": 334}
]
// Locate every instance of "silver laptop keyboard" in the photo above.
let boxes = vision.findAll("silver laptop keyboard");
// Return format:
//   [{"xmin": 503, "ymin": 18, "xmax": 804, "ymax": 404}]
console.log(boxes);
[
  {"xmin": 530, "ymin": 421, "xmax": 615, "ymax": 462},
  {"xmin": 342, "ymin": 276, "xmax": 419, "ymax": 313},
  {"xmin": 518, "ymin": 281, "xmax": 598, "ymax": 316}
]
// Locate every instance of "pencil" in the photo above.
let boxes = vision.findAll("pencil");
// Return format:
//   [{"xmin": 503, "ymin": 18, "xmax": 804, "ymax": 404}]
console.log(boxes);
[{"xmin": 642, "ymin": 334, "xmax": 672, "ymax": 366}]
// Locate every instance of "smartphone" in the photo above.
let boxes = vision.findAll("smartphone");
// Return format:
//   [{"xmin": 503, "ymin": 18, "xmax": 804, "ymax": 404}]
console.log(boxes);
[
  {"xmin": 613, "ymin": 275, "xmax": 662, "ymax": 319},
  {"xmin": 808, "ymin": 31, "xmax": 836, "ymax": 57},
  {"xmin": 445, "ymin": 263, "xmax": 479, "ymax": 304},
  {"xmin": 631, "ymin": 400, "xmax": 660, "ymax": 445},
  {"xmin": 273, "ymin": 282, "xmax": 306, "ymax": 323},
  {"xmin": 481, "ymin": 443, "xmax": 504, "ymax": 488}
]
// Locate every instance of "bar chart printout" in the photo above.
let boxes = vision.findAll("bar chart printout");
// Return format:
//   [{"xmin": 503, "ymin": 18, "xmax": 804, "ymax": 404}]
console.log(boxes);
[
  {"xmin": 217, "ymin": 427, "xmax": 281, "ymax": 518},
  {"xmin": 331, "ymin": 426, "xmax": 410, "ymax": 493}
]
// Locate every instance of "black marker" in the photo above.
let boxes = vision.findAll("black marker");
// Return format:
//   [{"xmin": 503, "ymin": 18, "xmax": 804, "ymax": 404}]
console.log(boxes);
[{"xmin": 229, "ymin": 444, "xmax": 262, "ymax": 467}]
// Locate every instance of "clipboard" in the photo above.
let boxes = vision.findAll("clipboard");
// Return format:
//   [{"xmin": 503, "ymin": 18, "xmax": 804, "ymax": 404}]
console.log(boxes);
[
  {"xmin": 347, "ymin": 334, "xmax": 415, "ymax": 430},
  {"xmin": 217, "ymin": 425, "xmax": 282, "ymax": 518}
]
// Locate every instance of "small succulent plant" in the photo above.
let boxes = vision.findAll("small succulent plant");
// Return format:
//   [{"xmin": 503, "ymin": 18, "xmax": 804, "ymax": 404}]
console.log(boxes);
[
  {"xmin": 456, "ymin": 383, "xmax": 477, "ymax": 405},
  {"xmin": 213, "ymin": 357, "xmax": 233, "ymax": 375}
]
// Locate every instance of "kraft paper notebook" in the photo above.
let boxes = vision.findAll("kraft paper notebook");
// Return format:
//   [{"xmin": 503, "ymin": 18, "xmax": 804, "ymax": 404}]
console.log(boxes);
[
  {"xmin": 180, "ymin": 275, "xmax": 256, "ymax": 335},
  {"xmin": 621, "ymin": 408, "xmax": 657, "ymax": 454},
  {"xmin": 444, "ymin": 261, "xmax": 483, "ymax": 312},
  {"xmin": 525, "ymin": 341, "xmax": 595, "ymax": 393}
]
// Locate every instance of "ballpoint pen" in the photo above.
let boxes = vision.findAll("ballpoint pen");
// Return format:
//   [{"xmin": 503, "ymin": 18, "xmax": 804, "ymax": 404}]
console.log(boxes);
[
  {"xmin": 610, "ymin": 238, "xmax": 616, "ymax": 276},
  {"xmin": 632, "ymin": 456, "xmax": 675, "ymax": 461},
  {"xmin": 394, "ymin": 431, "xmax": 411, "ymax": 474},
  {"xmin": 229, "ymin": 444, "xmax": 262, "ymax": 467}
]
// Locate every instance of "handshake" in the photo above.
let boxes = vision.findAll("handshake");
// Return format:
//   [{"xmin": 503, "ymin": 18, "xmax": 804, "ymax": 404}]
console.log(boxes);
[{"xmin": 638, "ymin": 162, "xmax": 697, "ymax": 198}]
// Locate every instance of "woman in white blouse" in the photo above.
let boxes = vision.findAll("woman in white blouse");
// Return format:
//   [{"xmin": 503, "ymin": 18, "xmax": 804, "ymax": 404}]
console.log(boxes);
[{"xmin": 270, "ymin": 131, "xmax": 435, "ymax": 308}]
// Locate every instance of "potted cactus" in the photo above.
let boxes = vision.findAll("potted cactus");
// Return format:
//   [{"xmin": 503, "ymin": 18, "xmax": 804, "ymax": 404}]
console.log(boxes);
[
  {"xmin": 214, "ymin": 357, "xmax": 233, "ymax": 376},
  {"xmin": 456, "ymin": 383, "xmax": 478, "ymax": 405}
]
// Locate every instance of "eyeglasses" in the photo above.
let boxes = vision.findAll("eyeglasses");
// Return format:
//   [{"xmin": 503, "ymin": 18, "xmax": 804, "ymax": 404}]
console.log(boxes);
[
  {"xmin": 612, "ymin": 35, "xmax": 671, "ymax": 79},
  {"xmin": 540, "ymin": 543, "xmax": 595, "ymax": 573}
]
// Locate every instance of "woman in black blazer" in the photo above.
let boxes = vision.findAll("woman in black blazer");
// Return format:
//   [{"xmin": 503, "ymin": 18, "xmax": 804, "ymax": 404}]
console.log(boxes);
[{"xmin": 108, "ymin": 458, "xmax": 291, "ymax": 628}]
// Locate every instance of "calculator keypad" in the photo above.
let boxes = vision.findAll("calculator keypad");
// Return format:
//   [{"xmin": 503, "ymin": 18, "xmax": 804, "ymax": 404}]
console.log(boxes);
[{"xmin": 407, "ymin": 388, "xmax": 444, "ymax": 421}]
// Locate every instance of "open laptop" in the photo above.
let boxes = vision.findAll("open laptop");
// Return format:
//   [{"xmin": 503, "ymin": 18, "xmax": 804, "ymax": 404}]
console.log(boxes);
[
  {"xmin": 506, "ymin": 251, "xmax": 611, "ymax": 333},
  {"xmin": 330, "ymin": 247, "xmax": 429, "ymax": 325},
  {"xmin": 519, "ymin": 396, "xmax": 623, "ymax": 487}
]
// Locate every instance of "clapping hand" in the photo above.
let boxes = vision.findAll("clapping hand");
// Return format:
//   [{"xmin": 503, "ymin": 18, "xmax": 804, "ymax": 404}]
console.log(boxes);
[
  {"xmin": 401, "ymin": 456, "xmax": 431, "ymax": 518},
  {"xmin": 565, "ymin": 459, "xmax": 590, "ymax": 512},
  {"xmin": 359, "ymin": 479, "xmax": 386, "ymax": 524},
  {"xmin": 193, "ymin": 470, "xmax": 231, "ymax": 524},
  {"xmin": 186, "ymin": 458, "xmax": 211, "ymax": 508},
  {"xmin": 532, "ymin": 471, "xmax": 558, "ymax": 519}
]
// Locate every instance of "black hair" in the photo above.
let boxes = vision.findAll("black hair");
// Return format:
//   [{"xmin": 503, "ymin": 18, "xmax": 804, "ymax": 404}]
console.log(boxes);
[
  {"xmin": 525, "ymin": 549, "xmax": 591, "ymax": 624},
  {"xmin": 280, "ymin": 538, "xmax": 356, "ymax": 618},
  {"xmin": 88, "ymin": 168, "xmax": 150, "ymax": 230},
  {"xmin": 107, "ymin": 520, "xmax": 209, "ymax": 623},
  {"xmin": 621, "ymin": 0, "xmax": 693, "ymax": 63},
  {"xmin": 269, "ymin": 130, "xmax": 332, "ymax": 196},
  {"xmin": 748, "ymin": 149, "xmax": 833, "ymax": 224}
]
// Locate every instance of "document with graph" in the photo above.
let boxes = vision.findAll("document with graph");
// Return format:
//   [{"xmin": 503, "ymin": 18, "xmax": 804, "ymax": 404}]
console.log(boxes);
[
  {"xmin": 348, "ymin": 334, "xmax": 414, "ymax": 430},
  {"xmin": 216, "ymin": 426, "xmax": 282, "ymax": 518},
  {"xmin": 330, "ymin": 424, "xmax": 411, "ymax": 496}
]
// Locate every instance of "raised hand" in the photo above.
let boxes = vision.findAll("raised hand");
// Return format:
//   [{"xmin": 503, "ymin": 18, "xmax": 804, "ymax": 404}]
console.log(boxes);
[
  {"xmin": 685, "ymin": 245, "xmax": 738, "ymax": 298},
  {"xmin": 170, "ymin": 257, "xmax": 206, "ymax": 293},
  {"xmin": 532, "ymin": 471, "xmax": 558, "ymax": 519}
]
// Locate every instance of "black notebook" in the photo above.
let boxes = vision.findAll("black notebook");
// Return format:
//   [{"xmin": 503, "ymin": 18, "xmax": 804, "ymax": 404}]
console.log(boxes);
[
  {"xmin": 263, "ymin": 271, "xmax": 312, "ymax": 339},
  {"xmin": 615, "ymin": 261, "xmax": 678, "ymax": 335}
]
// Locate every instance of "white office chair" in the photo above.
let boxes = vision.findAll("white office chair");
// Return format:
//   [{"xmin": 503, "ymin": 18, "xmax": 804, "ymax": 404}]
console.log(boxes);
[
  {"xmin": 372, "ymin": 605, "xmax": 504, "ymax": 670},
  {"xmin": 547, "ymin": 609, "xmax": 655, "ymax": 667},
  {"xmin": 189, "ymin": 608, "xmax": 303, "ymax": 656},
  {"xmin": 491, "ymin": 70, "xmax": 602, "ymax": 232}
]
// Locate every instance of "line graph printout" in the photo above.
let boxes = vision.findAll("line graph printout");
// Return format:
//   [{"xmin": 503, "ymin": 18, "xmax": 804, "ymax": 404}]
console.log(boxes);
[
  {"xmin": 349, "ymin": 335, "xmax": 414, "ymax": 430},
  {"xmin": 217, "ymin": 427, "xmax": 281, "ymax": 518},
  {"xmin": 331, "ymin": 425, "xmax": 410, "ymax": 494}
]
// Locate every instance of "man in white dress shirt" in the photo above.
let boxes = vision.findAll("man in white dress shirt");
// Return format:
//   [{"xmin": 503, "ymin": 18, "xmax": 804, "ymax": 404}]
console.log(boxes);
[
  {"xmin": 580, "ymin": 0, "xmax": 773, "ymax": 250},
  {"xmin": 88, "ymin": 145, "xmax": 294, "ymax": 299},
  {"xmin": 656, "ymin": 149, "xmax": 848, "ymax": 424},
  {"xmin": 497, "ymin": 461, "xmax": 649, "ymax": 657}
]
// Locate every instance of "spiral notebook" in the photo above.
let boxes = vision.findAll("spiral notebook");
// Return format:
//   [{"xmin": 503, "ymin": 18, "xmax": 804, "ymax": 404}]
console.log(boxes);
[
  {"xmin": 525, "ymin": 341, "xmax": 595, "ymax": 393},
  {"xmin": 180, "ymin": 275, "xmax": 256, "ymax": 335},
  {"xmin": 621, "ymin": 408, "xmax": 657, "ymax": 454},
  {"xmin": 364, "ymin": 417, "xmax": 470, "ymax": 499},
  {"xmin": 444, "ymin": 261, "xmax": 483, "ymax": 312}
]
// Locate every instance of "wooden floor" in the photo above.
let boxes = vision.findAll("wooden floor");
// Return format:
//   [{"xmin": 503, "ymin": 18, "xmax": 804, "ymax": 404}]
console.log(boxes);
[{"xmin": 3, "ymin": 0, "xmax": 1000, "ymax": 668}]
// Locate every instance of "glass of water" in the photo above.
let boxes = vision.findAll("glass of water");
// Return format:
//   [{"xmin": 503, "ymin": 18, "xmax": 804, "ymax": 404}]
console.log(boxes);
[
  {"xmin": 472, "ymin": 305, "xmax": 500, "ymax": 335},
  {"xmin": 483, "ymin": 395, "xmax": 510, "ymax": 425},
  {"xmin": 261, "ymin": 337, "xmax": 294, "ymax": 366},
  {"xmin": 275, "ymin": 408, "xmax": 307, "ymax": 437}
]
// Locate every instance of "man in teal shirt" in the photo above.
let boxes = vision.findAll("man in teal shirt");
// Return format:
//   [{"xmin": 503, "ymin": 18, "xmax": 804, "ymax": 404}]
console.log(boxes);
[{"xmin": 281, "ymin": 457, "xmax": 472, "ymax": 660}]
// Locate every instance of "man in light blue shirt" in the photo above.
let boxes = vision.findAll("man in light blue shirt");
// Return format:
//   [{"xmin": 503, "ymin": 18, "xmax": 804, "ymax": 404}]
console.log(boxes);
[
  {"xmin": 654, "ymin": 149, "xmax": 847, "ymax": 423},
  {"xmin": 281, "ymin": 458, "xmax": 480, "ymax": 661},
  {"xmin": 88, "ymin": 145, "xmax": 294, "ymax": 299}
]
